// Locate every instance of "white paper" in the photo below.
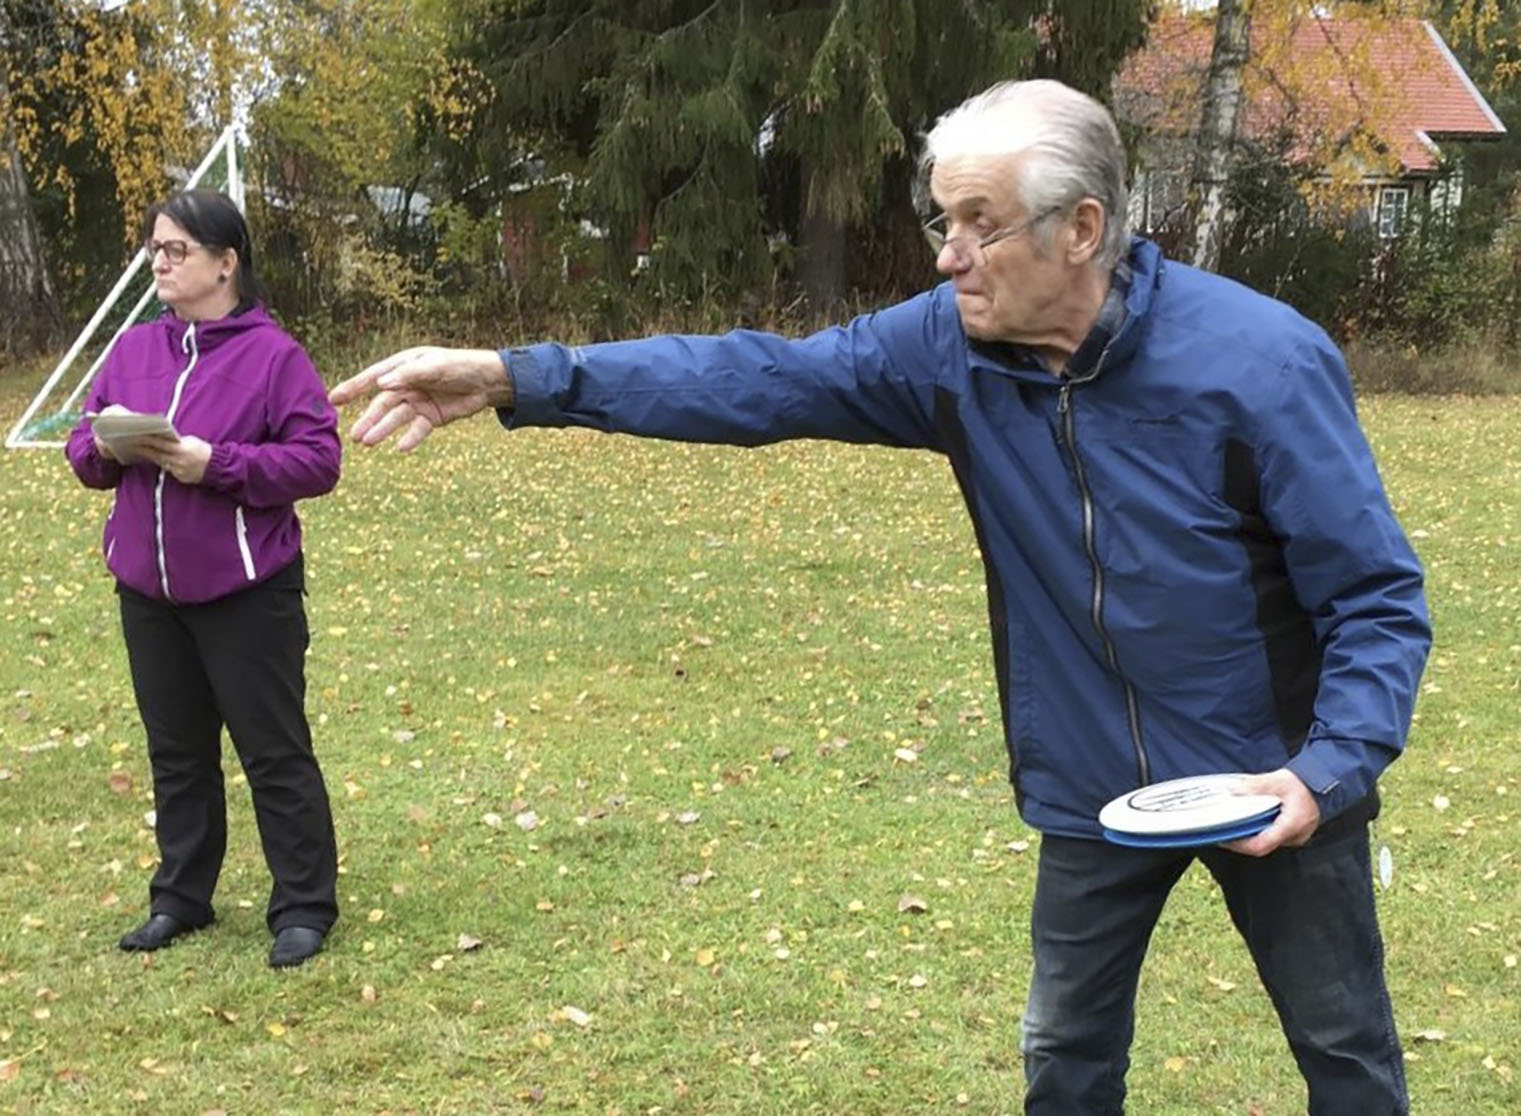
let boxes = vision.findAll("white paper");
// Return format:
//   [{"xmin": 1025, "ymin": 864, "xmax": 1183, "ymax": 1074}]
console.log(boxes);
[{"xmin": 87, "ymin": 410, "xmax": 180, "ymax": 464}]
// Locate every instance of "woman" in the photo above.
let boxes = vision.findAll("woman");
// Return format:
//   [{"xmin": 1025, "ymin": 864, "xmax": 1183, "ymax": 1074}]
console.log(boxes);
[{"xmin": 66, "ymin": 189, "xmax": 341, "ymax": 969}]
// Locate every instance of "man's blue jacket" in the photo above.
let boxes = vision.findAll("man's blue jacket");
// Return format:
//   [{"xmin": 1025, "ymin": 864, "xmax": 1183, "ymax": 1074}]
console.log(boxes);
[{"xmin": 500, "ymin": 238, "xmax": 1431, "ymax": 839}]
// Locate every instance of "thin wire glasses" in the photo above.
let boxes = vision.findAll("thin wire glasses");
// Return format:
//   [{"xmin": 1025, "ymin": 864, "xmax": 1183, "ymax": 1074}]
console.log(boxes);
[{"xmin": 922, "ymin": 207, "xmax": 1060, "ymax": 268}]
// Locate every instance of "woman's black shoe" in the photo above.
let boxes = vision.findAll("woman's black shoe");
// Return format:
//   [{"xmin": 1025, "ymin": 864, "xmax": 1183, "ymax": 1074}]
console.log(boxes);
[
  {"xmin": 269, "ymin": 926, "xmax": 325, "ymax": 968},
  {"xmin": 118, "ymin": 913, "xmax": 198, "ymax": 952}
]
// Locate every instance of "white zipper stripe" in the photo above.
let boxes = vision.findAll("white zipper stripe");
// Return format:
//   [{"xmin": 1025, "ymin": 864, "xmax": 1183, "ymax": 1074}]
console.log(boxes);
[
  {"xmin": 234, "ymin": 506, "xmax": 256, "ymax": 581},
  {"xmin": 165, "ymin": 324, "xmax": 197, "ymax": 422},
  {"xmin": 154, "ymin": 323, "xmax": 200, "ymax": 600},
  {"xmin": 154, "ymin": 472, "xmax": 171, "ymax": 597}
]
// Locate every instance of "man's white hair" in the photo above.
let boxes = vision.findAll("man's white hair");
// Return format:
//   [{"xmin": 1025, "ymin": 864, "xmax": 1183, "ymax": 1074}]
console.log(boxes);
[{"xmin": 920, "ymin": 79, "xmax": 1130, "ymax": 270}]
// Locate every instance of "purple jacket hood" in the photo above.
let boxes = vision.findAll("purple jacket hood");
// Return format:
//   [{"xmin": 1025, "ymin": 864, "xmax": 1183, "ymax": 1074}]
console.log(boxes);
[{"xmin": 66, "ymin": 304, "xmax": 340, "ymax": 603}]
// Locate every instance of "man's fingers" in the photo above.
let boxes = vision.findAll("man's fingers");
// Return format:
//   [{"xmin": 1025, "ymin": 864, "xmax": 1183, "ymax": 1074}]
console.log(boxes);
[
  {"xmin": 1228, "ymin": 774, "xmax": 1274, "ymax": 796},
  {"xmin": 330, "ymin": 366, "xmax": 381, "ymax": 406},
  {"xmin": 1221, "ymin": 771, "xmax": 1318, "ymax": 856},
  {"xmin": 336, "ymin": 346, "xmax": 487, "ymax": 450},
  {"xmin": 331, "ymin": 348, "xmax": 422, "ymax": 405},
  {"xmin": 397, "ymin": 413, "xmax": 436, "ymax": 453},
  {"xmin": 1223, "ymin": 820, "xmax": 1283, "ymax": 858},
  {"xmin": 349, "ymin": 388, "xmax": 409, "ymax": 443},
  {"xmin": 351, "ymin": 394, "xmax": 411, "ymax": 446}
]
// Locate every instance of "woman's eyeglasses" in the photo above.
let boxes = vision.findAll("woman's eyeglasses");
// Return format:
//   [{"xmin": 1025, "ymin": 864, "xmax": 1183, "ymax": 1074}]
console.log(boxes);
[{"xmin": 144, "ymin": 239, "xmax": 201, "ymax": 265}]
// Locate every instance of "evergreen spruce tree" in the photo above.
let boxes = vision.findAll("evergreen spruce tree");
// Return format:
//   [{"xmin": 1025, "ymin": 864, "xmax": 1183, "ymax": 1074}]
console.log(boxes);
[{"xmin": 440, "ymin": 0, "xmax": 1151, "ymax": 305}]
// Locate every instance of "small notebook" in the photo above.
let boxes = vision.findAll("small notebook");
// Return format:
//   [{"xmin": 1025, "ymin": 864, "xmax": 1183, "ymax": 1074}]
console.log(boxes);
[{"xmin": 87, "ymin": 410, "xmax": 180, "ymax": 463}]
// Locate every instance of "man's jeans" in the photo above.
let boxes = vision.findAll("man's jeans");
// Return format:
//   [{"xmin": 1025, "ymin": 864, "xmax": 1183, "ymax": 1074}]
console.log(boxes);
[{"xmin": 1020, "ymin": 824, "xmax": 1407, "ymax": 1115}]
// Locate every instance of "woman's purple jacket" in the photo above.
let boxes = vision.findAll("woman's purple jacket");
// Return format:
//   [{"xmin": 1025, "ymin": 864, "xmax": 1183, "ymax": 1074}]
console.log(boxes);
[{"xmin": 66, "ymin": 305, "xmax": 340, "ymax": 604}]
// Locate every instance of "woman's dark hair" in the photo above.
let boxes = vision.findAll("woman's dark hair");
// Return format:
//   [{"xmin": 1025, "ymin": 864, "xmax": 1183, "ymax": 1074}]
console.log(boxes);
[{"xmin": 141, "ymin": 189, "xmax": 263, "ymax": 303}]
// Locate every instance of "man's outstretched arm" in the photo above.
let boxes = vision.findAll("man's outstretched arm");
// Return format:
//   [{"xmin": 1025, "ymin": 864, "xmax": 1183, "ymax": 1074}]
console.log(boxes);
[{"xmin": 331, "ymin": 290, "xmax": 956, "ymax": 454}]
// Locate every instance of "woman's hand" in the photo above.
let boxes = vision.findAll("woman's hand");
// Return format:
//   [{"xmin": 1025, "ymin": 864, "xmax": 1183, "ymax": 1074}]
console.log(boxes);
[
  {"xmin": 136, "ymin": 434, "xmax": 213, "ymax": 485},
  {"xmin": 92, "ymin": 403, "xmax": 130, "ymax": 461}
]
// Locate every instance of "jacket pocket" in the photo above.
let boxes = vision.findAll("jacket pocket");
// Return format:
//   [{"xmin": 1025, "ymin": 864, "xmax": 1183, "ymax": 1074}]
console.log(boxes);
[{"xmin": 234, "ymin": 506, "xmax": 257, "ymax": 581}]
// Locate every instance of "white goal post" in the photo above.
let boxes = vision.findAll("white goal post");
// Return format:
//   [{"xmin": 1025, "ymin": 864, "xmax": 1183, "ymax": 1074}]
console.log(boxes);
[{"xmin": 6, "ymin": 126, "xmax": 245, "ymax": 449}]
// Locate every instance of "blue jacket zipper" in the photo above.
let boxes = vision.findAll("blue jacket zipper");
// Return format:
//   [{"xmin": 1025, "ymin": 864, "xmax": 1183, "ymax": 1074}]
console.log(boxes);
[{"xmin": 1057, "ymin": 356, "xmax": 1150, "ymax": 787}]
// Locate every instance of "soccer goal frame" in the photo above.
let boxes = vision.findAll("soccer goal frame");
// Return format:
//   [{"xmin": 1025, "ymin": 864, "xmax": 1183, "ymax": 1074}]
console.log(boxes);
[{"xmin": 5, "ymin": 125, "xmax": 245, "ymax": 449}]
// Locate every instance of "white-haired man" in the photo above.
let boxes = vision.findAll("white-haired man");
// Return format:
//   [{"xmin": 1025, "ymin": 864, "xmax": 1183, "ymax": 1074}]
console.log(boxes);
[{"xmin": 332, "ymin": 79, "xmax": 1429, "ymax": 1114}]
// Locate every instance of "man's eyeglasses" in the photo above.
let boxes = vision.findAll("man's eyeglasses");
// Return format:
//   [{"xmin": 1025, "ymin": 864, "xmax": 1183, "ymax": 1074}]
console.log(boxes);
[
  {"xmin": 922, "ymin": 207, "xmax": 1060, "ymax": 268},
  {"xmin": 144, "ymin": 239, "xmax": 201, "ymax": 265}
]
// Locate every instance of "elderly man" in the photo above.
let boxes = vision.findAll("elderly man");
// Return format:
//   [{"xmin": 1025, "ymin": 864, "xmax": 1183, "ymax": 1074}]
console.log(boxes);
[{"xmin": 332, "ymin": 79, "xmax": 1429, "ymax": 1114}]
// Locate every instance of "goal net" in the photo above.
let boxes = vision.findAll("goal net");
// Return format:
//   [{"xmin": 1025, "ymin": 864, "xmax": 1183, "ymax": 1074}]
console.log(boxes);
[{"xmin": 5, "ymin": 126, "xmax": 245, "ymax": 449}]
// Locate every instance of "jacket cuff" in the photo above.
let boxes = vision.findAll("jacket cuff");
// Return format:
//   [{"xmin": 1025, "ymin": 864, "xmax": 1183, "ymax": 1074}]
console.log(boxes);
[
  {"xmin": 1286, "ymin": 745, "xmax": 1351, "ymax": 822},
  {"xmin": 495, "ymin": 347, "xmax": 555, "ymax": 430},
  {"xmin": 203, "ymin": 442, "xmax": 241, "ymax": 491},
  {"xmin": 87, "ymin": 447, "xmax": 125, "ymax": 487}
]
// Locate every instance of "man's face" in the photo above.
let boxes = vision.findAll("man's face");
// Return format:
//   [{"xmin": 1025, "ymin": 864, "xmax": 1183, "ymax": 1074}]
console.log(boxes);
[{"xmin": 928, "ymin": 155, "xmax": 1073, "ymax": 343}]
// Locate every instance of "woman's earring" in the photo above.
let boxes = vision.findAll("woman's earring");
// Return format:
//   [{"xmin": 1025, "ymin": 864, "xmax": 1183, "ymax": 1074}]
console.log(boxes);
[{"xmin": 217, "ymin": 274, "xmax": 228, "ymax": 283}]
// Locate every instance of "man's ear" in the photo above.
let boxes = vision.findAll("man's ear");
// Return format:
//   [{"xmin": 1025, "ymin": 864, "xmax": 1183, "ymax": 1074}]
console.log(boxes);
[{"xmin": 1066, "ymin": 198, "xmax": 1106, "ymax": 265}]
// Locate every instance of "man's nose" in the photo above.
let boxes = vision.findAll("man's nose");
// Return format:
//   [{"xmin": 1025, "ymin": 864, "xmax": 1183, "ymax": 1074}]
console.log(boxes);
[{"xmin": 934, "ymin": 242, "xmax": 967, "ymax": 276}]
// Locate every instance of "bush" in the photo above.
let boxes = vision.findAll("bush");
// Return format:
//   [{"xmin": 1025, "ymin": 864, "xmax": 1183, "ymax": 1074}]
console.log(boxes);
[
  {"xmin": 1345, "ymin": 333, "xmax": 1521, "ymax": 396},
  {"xmin": 1214, "ymin": 151, "xmax": 1521, "ymax": 375}
]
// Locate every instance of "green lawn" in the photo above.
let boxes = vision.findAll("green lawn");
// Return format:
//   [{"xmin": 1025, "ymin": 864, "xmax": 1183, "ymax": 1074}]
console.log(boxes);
[{"xmin": 0, "ymin": 391, "xmax": 1516, "ymax": 1114}]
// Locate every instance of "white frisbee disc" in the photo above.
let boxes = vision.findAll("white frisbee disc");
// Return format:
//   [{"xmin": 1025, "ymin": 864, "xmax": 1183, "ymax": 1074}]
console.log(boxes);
[{"xmin": 1098, "ymin": 774, "xmax": 1281, "ymax": 838}]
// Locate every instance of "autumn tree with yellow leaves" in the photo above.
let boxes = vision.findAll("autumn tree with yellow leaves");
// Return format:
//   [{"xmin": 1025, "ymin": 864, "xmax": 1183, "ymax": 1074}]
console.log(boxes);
[
  {"xmin": 1, "ymin": 0, "xmax": 449, "ymax": 349},
  {"xmin": 2, "ymin": 0, "xmax": 191, "ymax": 356},
  {"xmin": 1179, "ymin": 0, "xmax": 1437, "ymax": 271}
]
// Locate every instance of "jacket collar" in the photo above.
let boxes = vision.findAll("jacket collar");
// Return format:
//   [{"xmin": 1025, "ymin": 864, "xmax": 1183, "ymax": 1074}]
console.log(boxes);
[
  {"xmin": 965, "ymin": 236, "xmax": 1164, "ymax": 385},
  {"xmin": 159, "ymin": 301, "xmax": 274, "ymax": 353}
]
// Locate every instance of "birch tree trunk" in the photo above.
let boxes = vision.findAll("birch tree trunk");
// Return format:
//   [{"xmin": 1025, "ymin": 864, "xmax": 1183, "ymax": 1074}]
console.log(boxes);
[
  {"xmin": 1189, "ymin": 0, "xmax": 1252, "ymax": 272},
  {"xmin": 0, "ymin": 31, "xmax": 65, "ymax": 359}
]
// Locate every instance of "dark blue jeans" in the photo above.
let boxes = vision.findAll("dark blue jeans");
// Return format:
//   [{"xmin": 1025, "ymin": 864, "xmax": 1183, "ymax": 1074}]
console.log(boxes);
[{"xmin": 1020, "ymin": 825, "xmax": 1407, "ymax": 1115}]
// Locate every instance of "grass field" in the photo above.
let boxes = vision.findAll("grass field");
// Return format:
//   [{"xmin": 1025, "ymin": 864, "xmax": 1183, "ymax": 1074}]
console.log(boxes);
[{"xmin": 0, "ymin": 388, "xmax": 1516, "ymax": 1114}]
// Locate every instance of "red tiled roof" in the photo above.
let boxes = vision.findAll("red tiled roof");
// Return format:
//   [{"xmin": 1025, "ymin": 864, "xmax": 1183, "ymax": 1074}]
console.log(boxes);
[{"xmin": 1116, "ymin": 13, "xmax": 1505, "ymax": 174}]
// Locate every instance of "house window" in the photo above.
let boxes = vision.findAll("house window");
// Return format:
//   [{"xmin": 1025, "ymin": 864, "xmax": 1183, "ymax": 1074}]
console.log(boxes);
[{"xmin": 1377, "ymin": 186, "xmax": 1410, "ymax": 239}]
